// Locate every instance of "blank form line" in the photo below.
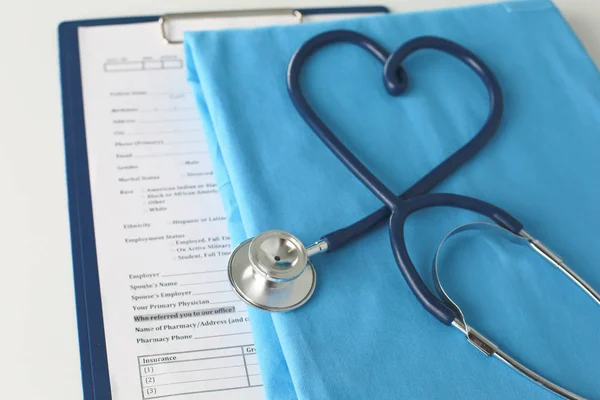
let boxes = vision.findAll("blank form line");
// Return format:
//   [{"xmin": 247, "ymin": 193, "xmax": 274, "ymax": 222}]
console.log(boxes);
[
  {"xmin": 126, "ymin": 129, "xmax": 203, "ymax": 135},
  {"xmin": 151, "ymin": 374, "xmax": 249, "ymax": 387},
  {"xmin": 193, "ymin": 290, "xmax": 232, "ymax": 296},
  {"xmin": 163, "ymin": 270, "xmax": 226, "ymax": 277},
  {"xmin": 209, "ymin": 300, "xmax": 243, "ymax": 305},
  {"xmin": 153, "ymin": 92, "xmax": 193, "ymax": 96},
  {"xmin": 138, "ymin": 107, "xmax": 196, "ymax": 112},
  {"xmin": 144, "ymin": 364, "xmax": 245, "ymax": 377},
  {"xmin": 179, "ymin": 280, "xmax": 229, "ymax": 287},
  {"xmin": 145, "ymin": 385, "xmax": 259, "ymax": 399},
  {"xmin": 135, "ymin": 151, "xmax": 207, "ymax": 158},
  {"xmin": 166, "ymin": 140, "xmax": 205, "ymax": 145},
  {"xmin": 194, "ymin": 332, "xmax": 252, "ymax": 340},
  {"xmin": 139, "ymin": 118, "xmax": 199, "ymax": 123}
]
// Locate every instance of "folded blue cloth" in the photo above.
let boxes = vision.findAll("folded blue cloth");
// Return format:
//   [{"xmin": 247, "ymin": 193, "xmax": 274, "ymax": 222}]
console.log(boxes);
[{"xmin": 184, "ymin": 1, "xmax": 600, "ymax": 398}]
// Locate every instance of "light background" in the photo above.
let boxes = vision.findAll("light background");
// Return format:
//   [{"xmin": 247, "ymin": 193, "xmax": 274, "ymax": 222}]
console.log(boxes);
[{"xmin": 0, "ymin": 0, "xmax": 598, "ymax": 398}]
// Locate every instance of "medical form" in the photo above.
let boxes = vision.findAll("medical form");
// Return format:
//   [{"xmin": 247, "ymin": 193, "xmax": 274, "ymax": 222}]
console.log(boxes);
[{"xmin": 77, "ymin": 22, "xmax": 272, "ymax": 400}]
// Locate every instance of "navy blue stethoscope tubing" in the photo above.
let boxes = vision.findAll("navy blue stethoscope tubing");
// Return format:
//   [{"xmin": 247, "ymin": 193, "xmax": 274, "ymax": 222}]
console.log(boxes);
[{"xmin": 287, "ymin": 30, "xmax": 522, "ymax": 325}]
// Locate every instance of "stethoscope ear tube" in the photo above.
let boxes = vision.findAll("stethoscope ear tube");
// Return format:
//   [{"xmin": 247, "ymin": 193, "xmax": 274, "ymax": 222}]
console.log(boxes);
[
  {"xmin": 434, "ymin": 222, "xmax": 597, "ymax": 400},
  {"xmin": 386, "ymin": 193, "xmax": 524, "ymax": 325},
  {"xmin": 388, "ymin": 210, "xmax": 458, "ymax": 324}
]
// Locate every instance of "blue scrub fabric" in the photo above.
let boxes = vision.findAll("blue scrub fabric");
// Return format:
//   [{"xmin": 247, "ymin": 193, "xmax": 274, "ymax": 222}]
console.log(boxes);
[{"xmin": 184, "ymin": 1, "xmax": 600, "ymax": 399}]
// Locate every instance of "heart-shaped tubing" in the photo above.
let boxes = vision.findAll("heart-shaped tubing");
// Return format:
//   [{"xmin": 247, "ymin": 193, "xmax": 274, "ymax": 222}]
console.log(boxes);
[
  {"xmin": 287, "ymin": 30, "xmax": 506, "ymax": 324},
  {"xmin": 288, "ymin": 30, "xmax": 503, "ymax": 247}
]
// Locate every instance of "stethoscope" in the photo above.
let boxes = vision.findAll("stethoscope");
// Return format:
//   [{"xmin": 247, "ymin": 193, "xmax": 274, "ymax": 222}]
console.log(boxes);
[{"xmin": 227, "ymin": 30, "xmax": 600, "ymax": 399}]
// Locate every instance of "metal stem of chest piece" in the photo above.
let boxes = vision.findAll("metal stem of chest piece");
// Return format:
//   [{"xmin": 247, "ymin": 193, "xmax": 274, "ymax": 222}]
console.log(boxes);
[
  {"xmin": 433, "ymin": 222, "xmax": 598, "ymax": 400},
  {"xmin": 306, "ymin": 240, "xmax": 329, "ymax": 257}
]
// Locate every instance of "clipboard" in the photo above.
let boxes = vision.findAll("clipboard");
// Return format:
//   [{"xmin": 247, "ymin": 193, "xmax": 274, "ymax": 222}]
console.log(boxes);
[{"xmin": 58, "ymin": 5, "xmax": 389, "ymax": 400}]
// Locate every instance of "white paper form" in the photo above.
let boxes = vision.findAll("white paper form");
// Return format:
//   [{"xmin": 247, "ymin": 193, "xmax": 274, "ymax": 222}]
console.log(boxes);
[{"xmin": 77, "ymin": 20, "xmax": 301, "ymax": 400}]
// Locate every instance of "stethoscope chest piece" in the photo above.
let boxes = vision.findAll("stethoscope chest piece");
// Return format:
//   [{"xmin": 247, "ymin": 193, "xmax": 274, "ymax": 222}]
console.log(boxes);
[{"xmin": 228, "ymin": 230, "xmax": 317, "ymax": 312}]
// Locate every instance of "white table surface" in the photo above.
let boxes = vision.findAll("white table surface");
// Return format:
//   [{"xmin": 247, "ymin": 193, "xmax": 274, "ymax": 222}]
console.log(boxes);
[{"xmin": 1, "ymin": 0, "xmax": 598, "ymax": 398}]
